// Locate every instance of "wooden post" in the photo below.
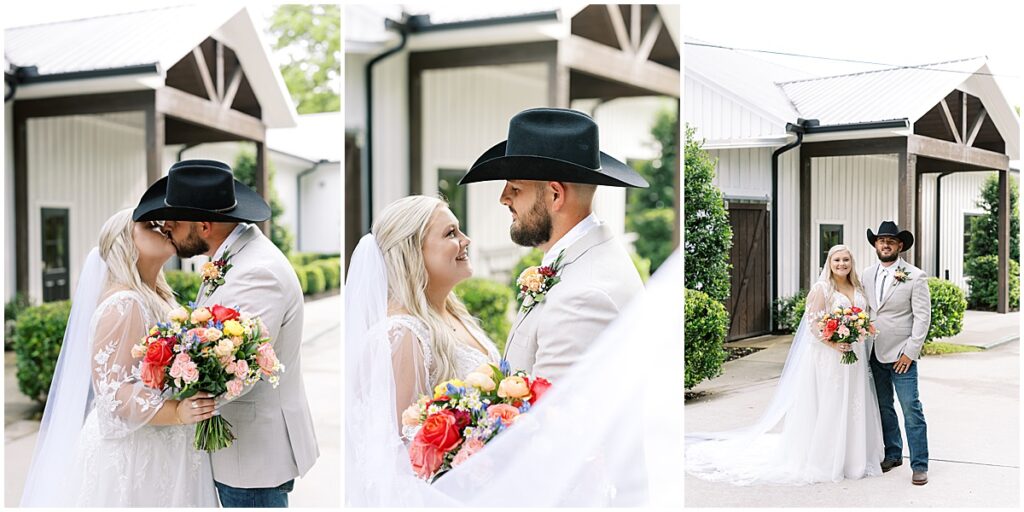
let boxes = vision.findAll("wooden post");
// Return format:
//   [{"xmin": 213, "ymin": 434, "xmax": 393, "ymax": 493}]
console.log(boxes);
[
  {"xmin": 897, "ymin": 150, "xmax": 917, "ymax": 265},
  {"xmin": 14, "ymin": 105, "xmax": 29, "ymax": 295},
  {"xmin": 799, "ymin": 152, "xmax": 812, "ymax": 290},
  {"xmin": 144, "ymin": 105, "xmax": 164, "ymax": 185},
  {"xmin": 547, "ymin": 46, "xmax": 570, "ymax": 108},
  {"xmin": 255, "ymin": 140, "xmax": 270, "ymax": 235},
  {"xmin": 914, "ymin": 156, "xmax": 923, "ymax": 267},
  {"xmin": 997, "ymin": 169, "xmax": 1009, "ymax": 313}
]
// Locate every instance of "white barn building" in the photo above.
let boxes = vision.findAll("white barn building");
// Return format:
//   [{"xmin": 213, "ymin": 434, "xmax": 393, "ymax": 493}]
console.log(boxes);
[
  {"xmin": 345, "ymin": 4, "xmax": 680, "ymax": 280},
  {"xmin": 684, "ymin": 40, "xmax": 1020, "ymax": 340}
]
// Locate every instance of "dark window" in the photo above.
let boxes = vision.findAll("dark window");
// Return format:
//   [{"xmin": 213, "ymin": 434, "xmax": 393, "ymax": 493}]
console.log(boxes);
[
  {"xmin": 41, "ymin": 208, "xmax": 70, "ymax": 302},
  {"xmin": 819, "ymin": 224, "xmax": 844, "ymax": 268},
  {"xmin": 964, "ymin": 213, "xmax": 982, "ymax": 255},
  {"xmin": 438, "ymin": 168, "xmax": 468, "ymax": 233}
]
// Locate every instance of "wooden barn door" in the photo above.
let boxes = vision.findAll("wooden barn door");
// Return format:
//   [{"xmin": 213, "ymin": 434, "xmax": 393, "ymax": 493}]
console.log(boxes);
[{"xmin": 725, "ymin": 202, "xmax": 771, "ymax": 341}]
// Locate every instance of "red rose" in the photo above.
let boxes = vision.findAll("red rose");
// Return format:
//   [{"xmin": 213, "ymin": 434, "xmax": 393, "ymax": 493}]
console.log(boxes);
[
  {"xmin": 528, "ymin": 377, "xmax": 552, "ymax": 404},
  {"xmin": 211, "ymin": 304, "xmax": 240, "ymax": 323},
  {"xmin": 826, "ymin": 319, "xmax": 839, "ymax": 331},
  {"xmin": 409, "ymin": 437, "xmax": 445, "ymax": 479},
  {"xmin": 418, "ymin": 410, "xmax": 463, "ymax": 452},
  {"xmin": 140, "ymin": 362, "xmax": 166, "ymax": 389},
  {"xmin": 143, "ymin": 339, "xmax": 173, "ymax": 366},
  {"xmin": 539, "ymin": 266, "xmax": 556, "ymax": 277},
  {"xmin": 850, "ymin": 306, "xmax": 862, "ymax": 314}
]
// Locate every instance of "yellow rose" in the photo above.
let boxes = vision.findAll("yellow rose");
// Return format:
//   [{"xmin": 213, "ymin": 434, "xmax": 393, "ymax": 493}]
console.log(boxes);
[
  {"xmin": 465, "ymin": 371, "xmax": 496, "ymax": 392},
  {"xmin": 223, "ymin": 320, "xmax": 244, "ymax": 337},
  {"xmin": 858, "ymin": 312, "xmax": 867, "ymax": 319},
  {"xmin": 191, "ymin": 308, "xmax": 213, "ymax": 324},
  {"xmin": 432, "ymin": 379, "xmax": 466, "ymax": 398},
  {"xmin": 497, "ymin": 376, "xmax": 531, "ymax": 400},
  {"xmin": 517, "ymin": 267, "xmax": 545, "ymax": 293},
  {"xmin": 200, "ymin": 261, "xmax": 221, "ymax": 280}
]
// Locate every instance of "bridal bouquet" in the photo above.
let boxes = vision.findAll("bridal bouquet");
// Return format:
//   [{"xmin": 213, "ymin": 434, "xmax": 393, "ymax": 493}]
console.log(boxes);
[
  {"xmin": 135, "ymin": 303, "xmax": 284, "ymax": 451},
  {"xmin": 401, "ymin": 360, "xmax": 552, "ymax": 482},
  {"xmin": 818, "ymin": 306, "xmax": 877, "ymax": 364}
]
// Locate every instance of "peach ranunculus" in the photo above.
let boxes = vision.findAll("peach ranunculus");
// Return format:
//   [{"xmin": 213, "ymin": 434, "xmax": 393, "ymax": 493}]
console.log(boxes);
[
  {"xmin": 497, "ymin": 376, "xmax": 531, "ymax": 400},
  {"xmin": 486, "ymin": 403, "xmax": 520, "ymax": 426},
  {"xmin": 225, "ymin": 378, "xmax": 244, "ymax": 398},
  {"xmin": 409, "ymin": 438, "xmax": 445, "ymax": 479},
  {"xmin": 204, "ymin": 328, "xmax": 224, "ymax": 343},
  {"xmin": 464, "ymin": 371, "xmax": 496, "ymax": 392},
  {"xmin": 516, "ymin": 267, "xmax": 545, "ymax": 293},
  {"xmin": 140, "ymin": 362, "xmax": 165, "ymax": 389},
  {"xmin": 190, "ymin": 307, "xmax": 213, "ymax": 324},
  {"xmin": 168, "ymin": 306, "xmax": 189, "ymax": 324},
  {"xmin": 451, "ymin": 437, "xmax": 485, "ymax": 467},
  {"xmin": 255, "ymin": 343, "xmax": 279, "ymax": 375},
  {"xmin": 200, "ymin": 261, "xmax": 221, "ymax": 281}
]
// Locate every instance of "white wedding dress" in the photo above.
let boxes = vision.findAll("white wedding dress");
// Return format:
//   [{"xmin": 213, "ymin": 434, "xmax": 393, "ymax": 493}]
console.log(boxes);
[
  {"xmin": 686, "ymin": 280, "xmax": 884, "ymax": 485},
  {"xmin": 21, "ymin": 248, "xmax": 218, "ymax": 507}
]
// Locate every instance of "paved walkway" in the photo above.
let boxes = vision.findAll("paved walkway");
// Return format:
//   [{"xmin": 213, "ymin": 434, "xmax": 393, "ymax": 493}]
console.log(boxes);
[
  {"xmin": 686, "ymin": 310, "xmax": 1019, "ymax": 507},
  {"xmin": 4, "ymin": 293, "xmax": 341, "ymax": 507}
]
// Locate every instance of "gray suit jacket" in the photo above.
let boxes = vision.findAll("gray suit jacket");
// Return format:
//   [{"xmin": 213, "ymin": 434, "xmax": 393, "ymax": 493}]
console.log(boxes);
[
  {"xmin": 197, "ymin": 225, "xmax": 319, "ymax": 488},
  {"xmin": 504, "ymin": 224, "xmax": 644, "ymax": 381},
  {"xmin": 862, "ymin": 260, "xmax": 932, "ymax": 362}
]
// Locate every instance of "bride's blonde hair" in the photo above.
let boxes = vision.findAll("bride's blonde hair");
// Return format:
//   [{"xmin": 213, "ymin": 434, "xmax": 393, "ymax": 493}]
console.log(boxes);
[
  {"xmin": 98, "ymin": 209, "xmax": 176, "ymax": 317},
  {"xmin": 820, "ymin": 244, "xmax": 864, "ymax": 295},
  {"xmin": 373, "ymin": 195, "xmax": 482, "ymax": 383}
]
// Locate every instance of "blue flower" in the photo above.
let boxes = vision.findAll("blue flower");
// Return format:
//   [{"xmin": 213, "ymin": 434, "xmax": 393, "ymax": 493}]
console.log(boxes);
[
  {"xmin": 188, "ymin": 301, "xmax": 197, "ymax": 309},
  {"xmin": 518, "ymin": 401, "xmax": 531, "ymax": 413},
  {"xmin": 499, "ymin": 359, "xmax": 511, "ymax": 376}
]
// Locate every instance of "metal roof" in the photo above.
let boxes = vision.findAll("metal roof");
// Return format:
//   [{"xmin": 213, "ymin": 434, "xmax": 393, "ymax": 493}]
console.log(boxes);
[{"xmin": 5, "ymin": 4, "xmax": 298, "ymax": 128}]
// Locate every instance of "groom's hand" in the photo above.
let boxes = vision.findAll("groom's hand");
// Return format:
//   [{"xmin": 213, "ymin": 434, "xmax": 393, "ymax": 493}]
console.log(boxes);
[{"xmin": 893, "ymin": 354, "xmax": 913, "ymax": 374}]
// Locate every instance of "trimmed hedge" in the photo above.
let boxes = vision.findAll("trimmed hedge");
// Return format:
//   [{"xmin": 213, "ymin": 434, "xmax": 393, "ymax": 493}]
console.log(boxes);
[
  {"xmin": 14, "ymin": 300, "xmax": 72, "ymax": 404},
  {"xmin": 304, "ymin": 265, "xmax": 327, "ymax": 295},
  {"xmin": 685, "ymin": 289, "xmax": 729, "ymax": 390},
  {"xmin": 455, "ymin": 278, "xmax": 514, "ymax": 354},
  {"xmin": 289, "ymin": 252, "xmax": 341, "ymax": 267},
  {"xmin": 773, "ymin": 289, "xmax": 807, "ymax": 334},
  {"xmin": 965, "ymin": 255, "xmax": 1020, "ymax": 311},
  {"xmin": 927, "ymin": 278, "xmax": 967, "ymax": 342},
  {"xmin": 312, "ymin": 258, "xmax": 341, "ymax": 290},
  {"xmin": 295, "ymin": 265, "xmax": 309, "ymax": 293},
  {"xmin": 165, "ymin": 270, "xmax": 202, "ymax": 305}
]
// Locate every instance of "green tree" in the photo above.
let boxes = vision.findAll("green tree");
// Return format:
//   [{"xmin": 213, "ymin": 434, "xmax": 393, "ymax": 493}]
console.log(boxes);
[
  {"xmin": 233, "ymin": 148, "xmax": 294, "ymax": 254},
  {"xmin": 267, "ymin": 4, "xmax": 341, "ymax": 114},
  {"xmin": 966, "ymin": 173, "xmax": 1019, "ymax": 262},
  {"xmin": 683, "ymin": 125, "xmax": 732, "ymax": 304},
  {"xmin": 625, "ymin": 107, "xmax": 678, "ymax": 273}
]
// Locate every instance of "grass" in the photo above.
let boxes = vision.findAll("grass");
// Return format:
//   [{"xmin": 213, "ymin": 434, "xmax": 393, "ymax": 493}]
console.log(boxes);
[{"xmin": 921, "ymin": 342, "xmax": 984, "ymax": 356}]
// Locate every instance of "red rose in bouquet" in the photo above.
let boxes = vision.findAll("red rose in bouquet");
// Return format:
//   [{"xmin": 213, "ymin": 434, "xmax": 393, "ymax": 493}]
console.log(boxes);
[
  {"xmin": 528, "ymin": 377, "xmax": 552, "ymax": 404},
  {"xmin": 418, "ymin": 410, "xmax": 463, "ymax": 452},
  {"xmin": 211, "ymin": 304, "xmax": 240, "ymax": 323},
  {"xmin": 143, "ymin": 337, "xmax": 174, "ymax": 367}
]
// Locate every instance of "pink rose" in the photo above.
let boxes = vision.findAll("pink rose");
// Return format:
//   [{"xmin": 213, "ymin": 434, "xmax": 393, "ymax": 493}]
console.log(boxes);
[
  {"xmin": 408, "ymin": 437, "xmax": 445, "ymax": 479},
  {"xmin": 451, "ymin": 437, "xmax": 485, "ymax": 467},
  {"xmin": 234, "ymin": 359, "xmax": 250, "ymax": 379},
  {"xmin": 140, "ymin": 362, "xmax": 165, "ymax": 389},
  {"xmin": 226, "ymin": 378, "xmax": 244, "ymax": 398},
  {"xmin": 487, "ymin": 403, "xmax": 520, "ymax": 426},
  {"xmin": 181, "ymin": 362, "xmax": 200, "ymax": 384},
  {"xmin": 255, "ymin": 343, "xmax": 278, "ymax": 375}
]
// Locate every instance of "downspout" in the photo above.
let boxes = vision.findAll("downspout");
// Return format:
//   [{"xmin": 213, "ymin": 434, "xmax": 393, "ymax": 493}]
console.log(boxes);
[
  {"xmin": 296, "ymin": 160, "xmax": 326, "ymax": 251},
  {"xmin": 935, "ymin": 172, "xmax": 952, "ymax": 278},
  {"xmin": 363, "ymin": 18, "xmax": 408, "ymax": 234},
  {"xmin": 176, "ymin": 143, "xmax": 199, "ymax": 162},
  {"xmin": 770, "ymin": 119, "xmax": 813, "ymax": 330}
]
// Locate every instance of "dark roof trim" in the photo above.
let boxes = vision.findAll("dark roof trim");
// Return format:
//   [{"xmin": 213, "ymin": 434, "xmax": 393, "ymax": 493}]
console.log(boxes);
[
  {"xmin": 404, "ymin": 10, "xmax": 559, "ymax": 33},
  {"xmin": 14, "ymin": 63, "xmax": 160, "ymax": 84},
  {"xmin": 803, "ymin": 119, "xmax": 909, "ymax": 134}
]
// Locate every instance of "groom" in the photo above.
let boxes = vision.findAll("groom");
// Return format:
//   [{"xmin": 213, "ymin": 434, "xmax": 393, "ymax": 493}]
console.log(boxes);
[
  {"xmin": 134, "ymin": 160, "xmax": 319, "ymax": 507},
  {"xmin": 863, "ymin": 221, "xmax": 931, "ymax": 486},
  {"xmin": 460, "ymin": 107, "xmax": 648, "ymax": 381}
]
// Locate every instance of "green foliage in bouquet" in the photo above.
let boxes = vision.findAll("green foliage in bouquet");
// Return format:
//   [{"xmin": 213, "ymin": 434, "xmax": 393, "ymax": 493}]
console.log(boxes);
[
  {"xmin": 455, "ymin": 278, "xmax": 514, "ymax": 354},
  {"xmin": 684, "ymin": 125, "xmax": 732, "ymax": 304},
  {"xmin": 13, "ymin": 300, "xmax": 72, "ymax": 404},
  {"xmin": 926, "ymin": 278, "xmax": 967, "ymax": 342},
  {"xmin": 685, "ymin": 289, "xmax": 728, "ymax": 390}
]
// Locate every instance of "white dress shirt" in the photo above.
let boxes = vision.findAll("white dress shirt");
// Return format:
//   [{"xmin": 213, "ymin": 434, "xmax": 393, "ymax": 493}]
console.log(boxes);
[
  {"xmin": 542, "ymin": 213, "xmax": 601, "ymax": 267},
  {"xmin": 875, "ymin": 256, "xmax": 905, "ymax": 304}
]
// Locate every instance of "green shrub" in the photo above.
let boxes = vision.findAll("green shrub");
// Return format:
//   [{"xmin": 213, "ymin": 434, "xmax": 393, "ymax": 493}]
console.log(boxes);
[
  {"xmin": 685, "ymin": 289, "xmax": 729, "ymax": 390},
  {"xmin": 313, "ymin": 259, "xmax": 341, "ymax": 290},
  {"xmin": 165, "ymin": 270, "xmax": 202, "ymax": 305},
  {"xmin": 455, "ymin": 278, "xmax": 514, "ymax": 354},
  {"xmin": 627, "ymin": 207, "xmax": 674, "ymax": 273},
  {"xmin": 926, "ymin": 278, "xmax": 967, "ymax": 342},
  {"xmin": 304, "ymin": 265, "xmax": 326, "ymax": 295},
  {"xmin": 965, "ymin": 255, "xmax": 1020, "ymax": 311},
  {"xmin": 631, "ymin": 253, "xmax": 652, "ymax": 283},
  {"xmin": 290, "ymin": 252, "xmax": 341, "ymax": 267},
  {"xmin": 14, "ymin": 300, "xmax": 72, "ymax": 404},
  {"xmin": 5, "ymin": 293, "xmax": 33, "ymax": 350},
  {"xmin": 773, "ymin": 289, "xmax": 807, "ymax": 333},
  {"xmin": 684, "ymin": 125, "xmax": 733, "ymax": 303},
  {"xmin": 295, "ymin": 264, "xmax": 308, "ymax": 293}
]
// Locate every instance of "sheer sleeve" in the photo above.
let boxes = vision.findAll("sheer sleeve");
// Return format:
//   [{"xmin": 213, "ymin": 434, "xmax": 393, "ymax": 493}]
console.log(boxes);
[
  {"xmin": 803, "ymin": 282, "xmax": 831, "ymax": 344},
  {"xmin": 388, "ymin": 321, "xmax": 431, "ymax": 429},
  {"xmin": 90, "ymin": 293, "xmax": 165, "ymax": 438}
]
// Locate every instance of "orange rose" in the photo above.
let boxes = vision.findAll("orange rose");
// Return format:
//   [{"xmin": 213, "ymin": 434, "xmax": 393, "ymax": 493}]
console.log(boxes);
[
  {"xmin": 418, "ymin": 410, "xmax": 462, "ymax": 452},
  {"xmin": 140, "ymin": 362, "xmax": 166, "ymax": 389},
  {"xmin": 486, "ymin": 403, "xmax": 520, "ymax": 426}
]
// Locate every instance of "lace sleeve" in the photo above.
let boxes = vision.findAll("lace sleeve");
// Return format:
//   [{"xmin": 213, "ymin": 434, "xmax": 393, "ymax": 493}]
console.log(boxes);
[
  {"xmin": 90, "ymin": 294, "xmax": 165, "ymax": 438},
  {"xmin": 803, "ymin": 282, "xmax": 833, "ymax": 345},
  {"xmin": 388, "ymin": 321, "xmax": 431, "ymax": 428}
]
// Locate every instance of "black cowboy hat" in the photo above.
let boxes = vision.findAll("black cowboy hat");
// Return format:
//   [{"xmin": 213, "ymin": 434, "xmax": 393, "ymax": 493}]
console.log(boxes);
[
  {"xmin": 867, "ymin": 220, "xmax": 914, "ymax": 252},
  {"xmin": 459, "ymin": 108, "xmax": 649, "ymax": 188},
  {"xmin": 132, "ymin": 159, "xmax": 271, "ymax": 223}
]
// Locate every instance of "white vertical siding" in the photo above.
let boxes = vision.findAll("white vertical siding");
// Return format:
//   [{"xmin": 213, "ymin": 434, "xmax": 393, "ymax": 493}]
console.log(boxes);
[
  {"xmin": 299, "ymin": 162, "xmax": 342, "ymax": 253},
  {"xmin": 370, "ymin": 50, "xmax": 409, "ymax": 220},
  {"xmin": 573, "ymin": 96, "xmax": 678, "ymax": 161},
  {"xmin": 810, "ymin": 154, "xmax": 899, "ymax": 282},
  {"xmin": 27, "ymin": 112, "xmax": 148, "ymax": 303},
  {"xmin": 919, "ymin": 171, "xmax": 994, "ymax": 289},
  {"xmin": 684, "ymin": 75, "xmax": 785, "ymax": 141},
  {"xmin": 708, "ymin": 147, "xmax": 772, "ymax": 200}
]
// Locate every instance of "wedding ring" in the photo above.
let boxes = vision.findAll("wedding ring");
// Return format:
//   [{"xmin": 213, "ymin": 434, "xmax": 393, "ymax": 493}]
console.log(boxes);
[{"xmin": 191, "ymin": 402, "xmax": 197, "ymax": 409}]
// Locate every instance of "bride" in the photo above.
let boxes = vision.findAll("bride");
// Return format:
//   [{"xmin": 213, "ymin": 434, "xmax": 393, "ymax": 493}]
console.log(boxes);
[
  {"xmin": 21, "ymin": 209, "xmax": 219, "ymax": 507},
  {"xmin": 686, "ymin": 244, "xmax": 884, "ymax": 485},
  {"xmin": 346, "ymin": 195, "xmax": 683, "ymax": 507}
]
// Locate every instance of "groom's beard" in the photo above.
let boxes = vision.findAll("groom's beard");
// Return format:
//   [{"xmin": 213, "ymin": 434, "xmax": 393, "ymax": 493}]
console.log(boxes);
[
  {"xmin": 876, "ymin": 249, "xmax": 899, "ymax": 263},
  {"xmin": 509, "ymin": 199, "xmax": 553, "ymax": 248},
  {"xmin": 174, "ymin": 226, "xmax": 210, "ymax": 259}
]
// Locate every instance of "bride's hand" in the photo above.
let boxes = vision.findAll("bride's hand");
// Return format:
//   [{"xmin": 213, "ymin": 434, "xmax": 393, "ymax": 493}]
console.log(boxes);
[
  {"xmin": 174, "ymin": 393, "xmax": 217, "ymax": 424},
  {"xmin": 832, "ymin": 342, "xmax": 852, "ymax": 353}
]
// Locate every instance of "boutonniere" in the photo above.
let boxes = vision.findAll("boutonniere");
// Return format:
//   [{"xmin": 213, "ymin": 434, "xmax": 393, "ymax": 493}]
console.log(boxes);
[
  {"xmin": 200, "ymin": 250, "xmax": 233, "ymax": 297},
  {"xmin": 516, "ymin": 250, "xmax": 566, "ymax": 313},
  {"xmin": 892, "ymin": 265, "xmax": 909, "ymax": 284}
]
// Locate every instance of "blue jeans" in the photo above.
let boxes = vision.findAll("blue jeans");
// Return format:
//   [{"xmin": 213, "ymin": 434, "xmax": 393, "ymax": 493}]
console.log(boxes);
[
  {"xmin": 870, "ymin": 349, "xmax": 929, "ymax": 471},
  {"xmin": 215, "ymin": 479, "xmax": 294, "ymax": 508}
]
